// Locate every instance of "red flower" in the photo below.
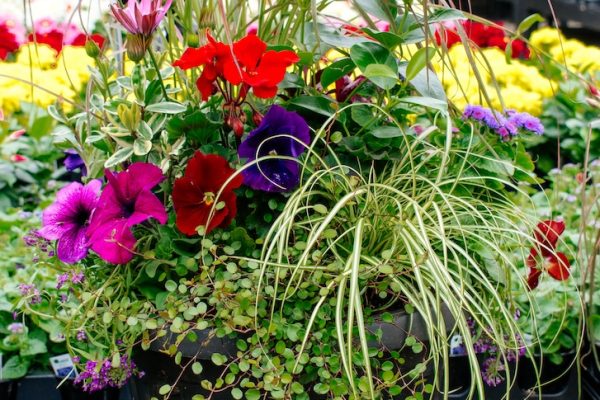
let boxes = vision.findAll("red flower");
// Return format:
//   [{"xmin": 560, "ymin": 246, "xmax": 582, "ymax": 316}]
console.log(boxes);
[
  {"xmin": 172, "ymin": 152, "xmax": 243, "ymax": 236},
  {"xmin": 526, "ymin": 220, "xmax": 571, "ymax": 289},
  {"xmin": 173, "ymin": 32, "xmax": 230, "ymax": 100},
  {"xmin": 173, "ymin": 32, "xmax": 299, "ymax": 100},
  {"xmin": 0, "ymin": 24, "xmax": 20, "ymax": 59},
  {"xmin": 29, "ymin": 30, "xmax": 64, "ymax": 53},
  {"xmin": 70, "ymin": 33, "xmax": 106, "ymax": 49}
]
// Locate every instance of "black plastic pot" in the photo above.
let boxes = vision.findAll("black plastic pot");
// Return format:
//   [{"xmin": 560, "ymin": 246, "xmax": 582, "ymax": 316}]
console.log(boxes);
[
  {"xmin": 57, "ymin": 380, "xmax": 121, "ymax": 400},
  {"xmin": 517, "ymin": 351, "xmax": 576, "ymax": 396},
  {"xmin": 14, "ymin": 372, "xmax": 129, "ymax": 400},
  {"xmin": 1, "ymin": 380, "xmax": 19, "ymax": 400},
  {"xmin": 129, "ymin": 329, "xmax": 238, "ymax": 400}
]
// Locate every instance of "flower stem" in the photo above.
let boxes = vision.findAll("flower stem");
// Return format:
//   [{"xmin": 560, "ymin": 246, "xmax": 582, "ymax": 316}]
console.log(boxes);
[{"xmin": 148, "ymin": 49, "xmax": 169, "ymax": 100}]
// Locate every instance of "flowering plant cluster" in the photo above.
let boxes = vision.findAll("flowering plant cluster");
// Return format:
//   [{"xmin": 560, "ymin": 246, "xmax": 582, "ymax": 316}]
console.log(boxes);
[{"xmin": 12, "ymin": 1, "xmax": 577, "ymax": 398}]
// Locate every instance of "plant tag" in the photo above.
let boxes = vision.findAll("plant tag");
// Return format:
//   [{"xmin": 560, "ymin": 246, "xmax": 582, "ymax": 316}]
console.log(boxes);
[
  {"xmin": 450, "ymin": 334, "xmax": 466, "ymax": 355},
  {"xmin": 50, "ymin": 354, "xmax": 77, "ymax": 379}
]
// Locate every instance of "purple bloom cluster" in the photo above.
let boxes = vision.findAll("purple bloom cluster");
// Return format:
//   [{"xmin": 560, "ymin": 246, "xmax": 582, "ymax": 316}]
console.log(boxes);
[
  {"xmin": 481, "ymin": 357, "xmax": 506, "ymax": 387},
  {"xmin": 23, "ymin": 229, "xmax": 52, "ymax": 256},
  {"xmin": 463, "ymin": 105, "xmax": 544, "ymax": 138},
  {"xmin": 461, "ymin": 314, "xmax": 526, "ymax": 387},
  {"xmin": 74, "ymin": 355, "xmax": 142, "ymax": 392},
  {"xmin": 18, "ymin": 283, "xmax": 41, "ymax": 304},
  {"xmin": 76, "ymin": 330, "xmax": 87, "ymax": 341},
  {"xmin": 56, "ymin": 271, "xmax": 85, "ymax": 289}
]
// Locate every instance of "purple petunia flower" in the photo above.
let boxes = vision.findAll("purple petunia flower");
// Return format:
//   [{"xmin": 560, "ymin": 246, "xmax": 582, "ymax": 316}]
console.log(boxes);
[
  {"xmin": 87, "ymin": 163, "xmax": 167, "ymax": 265},
  {"xmin": 64, "ymin": 149, "xmax": 87, "ymax": 176},
  {"xmin": 38, "ymin": 180, "xmax": 101, "ymax": 264},
  {"xmin": 238, "ymin": 105, "xmax": 311, "ymax": 192}
]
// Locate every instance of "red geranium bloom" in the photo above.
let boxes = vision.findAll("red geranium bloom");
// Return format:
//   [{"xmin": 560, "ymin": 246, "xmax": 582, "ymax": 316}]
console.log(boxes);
[
  {"xmin": 222, "ymin": 34, "xmax": 299, "ymax": 98},
  {"xmin": 526, "ymin": 220, "xmax": 571, "ymax": 289},
  {"xmin": 173, "ymin": 31, "xmax": 299, "ymax": 100},
  {"xmin": 172, "ymin": 152, "xmax": 243, "ymax": 236},
  {"xmin": 173, "ymin": 32, "xmax": 231, "ymax": 100}
]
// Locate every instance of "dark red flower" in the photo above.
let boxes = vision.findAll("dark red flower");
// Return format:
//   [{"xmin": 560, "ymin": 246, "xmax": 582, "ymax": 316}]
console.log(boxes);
[
  {"xmin": 526, "ymin": 220, "xmax": 571, "ymax": 290},
  {"xmin": 172, "ymin": 152, "xmax": 243, "ymax": 236}
]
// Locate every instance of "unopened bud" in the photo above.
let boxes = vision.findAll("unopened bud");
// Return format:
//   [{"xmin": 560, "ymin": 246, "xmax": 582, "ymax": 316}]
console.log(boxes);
[
  {"xmin": 186, "ymin": 33, "xmax": 200, "ymax": 48},
  {"xmin": 126, "ymin": 34, "xmax": 148, "ymax": 63},
  {"xmin": 85, "ymin": 38, "xmax": 101, "ymax": 58},
  {"xmin": 228, "ymin": 115, "xmax": 244, "ymax": 137},
  {"xmin": 252, "ymin": 111, "xmax": 263, "ymax": 126}
]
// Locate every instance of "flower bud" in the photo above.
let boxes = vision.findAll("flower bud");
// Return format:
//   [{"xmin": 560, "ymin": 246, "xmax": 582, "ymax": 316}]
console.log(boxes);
[
  {"xmin": 85, "ymin": 38, "xmax": 101, "ymax": 58},
  {"xmin": 252, "ymin": 111, "xmax": 263, "ymax": 126},
  {"xmin": 186, "ymin": 33, "xmax": 200, "ymax": 48},
  {"xmin": 126, "ymin": 34, "xmax": 148, "ymax": 63},
  {"xmin": 227, "ymin": 115, "xmax": 245, "ymax": 137}
]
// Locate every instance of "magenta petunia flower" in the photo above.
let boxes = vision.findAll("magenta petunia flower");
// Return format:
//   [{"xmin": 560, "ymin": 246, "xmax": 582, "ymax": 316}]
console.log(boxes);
[
  {"xmin": 38, "ymin": 180, "xmax": 102, "ymax": 263},
  {"xmin": 87, "ymin": 163, "xmax": 167, "ymax": 265},
  {"xmin": 110, "ymin": 0, "xmax": 173, "ymax": 37}
]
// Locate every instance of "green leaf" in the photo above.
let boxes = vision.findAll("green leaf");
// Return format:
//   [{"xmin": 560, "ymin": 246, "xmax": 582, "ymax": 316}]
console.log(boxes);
[
  {"xmin": 363, "ymin": 64, "xmax": 398, "ymax": 90},
  {"xmin": 245, "ymin": 389, "xmax": 261, "ymax": 400},
  {"xmin": 405, "ymin": 47, "xmax": 435, "ymax": 82},
  {"xmin": 517, "ymin": 14, "xmax": 544, "ymax": 35},
  {"xmin": 29, "ymin": 115, "xmax": 55, "ymax": 139},
  {"xmin": 590, "ymin": 315, "xmax": 600, "ymax": 341},
  {"xmin": 399, "ymin": 96, "xmax": 448, "ymax": 112},
  {"xmin": 370, "ymin": 126, "xmax": 404, "ymax": 139},
  {"xmin": 192, "ymin": 362, "xmax": 203, "ymax": 375},
  {"xmin": 320, "ymin": 58, "xmax": 356, "ymax": 88},
  {"xmin": 287, "ymin": 95, "xmax": 336, "ymax": 118},
  {"xmin": 232, "ymin": 388, "xmax": 243, "ymax": 399},
  {"xmin": 1, "ymin": 356, "xmax": 29, "ymax": 380},
  {"xmin": 133, "ymin": 138, "xmax": 152, "ymax": 156},
  {"xmin": 350, "ymin": 42, "xmax": 397, "ymax": 90},
  {"xmin": 166, "ymin": 110, "xmax": 220, "ymax": 144},
  {"xmin": 425, "ymin": 8, "xmax": 464, "ymax": 23},
  {"xmin": 20, "ymin": 338, "xmax": 47, "ymax": 357},
  {"xmin": 165, "ymin": 280, "xmax": 177, "ymax": 292},
  {"xmin": 145, "ymin": 102, "xmax": 187, "ymax": 114},
  {"xmin": 159, "ymin": 384, "xmax": 171, "ymax": 395},
  {"xmin": 354, "ymin": 0, "xmax": 396, "ymax": 23},
  {"xmin": 211, "ymin": 353, "xmax": 227, "ymax": 366},
  {"xmin": 399, "ymin": 62, "xmax": 446, "ymax": 101},
  {"xmin": 104, "ymin": 147, "xmax": 133, "ymax": 168},
  {"xmin": 137, "ymin": 121, "xmax": 154, "ymax": 140}
]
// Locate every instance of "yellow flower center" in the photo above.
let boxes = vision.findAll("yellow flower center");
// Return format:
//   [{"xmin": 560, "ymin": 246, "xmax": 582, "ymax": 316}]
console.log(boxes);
[{"xmin": 203, "ymin": 192, "xmax": 215, "ymax": 206}]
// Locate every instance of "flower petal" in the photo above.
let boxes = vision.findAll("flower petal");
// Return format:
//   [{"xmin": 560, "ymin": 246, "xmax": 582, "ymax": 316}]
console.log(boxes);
[
  {"xmin": 546, "ymin": 252, "xmax": 571, "ymax": 281},
  {"xmin": 127, "ymin": 189, "xmax": 168, "ymax": 226},
  {"xmin": 89, "ymin": 220, "xmax": 137, "ymax": 264},
  {"xmin": 56, "ymin": 225, "xmax": 90, "ymax": 264}
]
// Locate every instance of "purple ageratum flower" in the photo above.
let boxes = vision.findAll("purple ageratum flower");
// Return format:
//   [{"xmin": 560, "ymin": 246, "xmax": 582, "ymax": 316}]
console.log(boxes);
[
  {"xmin": 463, "ymin": 105, "xmax": 490, "ymax": 121},
  {"xmin": 110, "ymin": 0, "xmax": 173, "ymax": 37},
  {"xmin": 64, "ymin": 149, "xmax": 87, "ymax": 176},
  {"xmin": 238, "ymin": 105, "xmax": 311, "ymax": 192},
  {"xmin": 56, "ymin": 273, "xmax": 69, "ymax": 289},
  {"xmin": 507, "ymin": 110, "xmax": 544, "ymax": 135},
  {"xmin": 18, "ymin": 284, "xmax": 41, "ymax": 304},
  {"xmin": 87, "ymin": 163, "xmax": 167, "ymax": 265},
  {"xmin": 38, "ymin": 180, "xmax": 101, "ymax": 264}
]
